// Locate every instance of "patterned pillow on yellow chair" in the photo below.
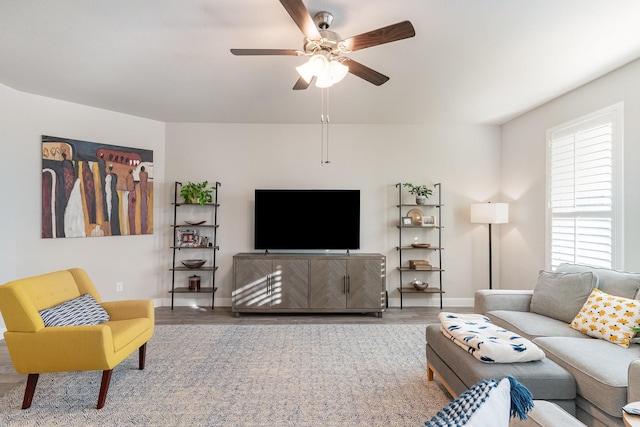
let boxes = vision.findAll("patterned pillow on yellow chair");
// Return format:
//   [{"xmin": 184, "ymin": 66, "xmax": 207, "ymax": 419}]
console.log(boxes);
[{"xmin": 570, "ymin": 288, "xmax": 640, "ymax": 348}]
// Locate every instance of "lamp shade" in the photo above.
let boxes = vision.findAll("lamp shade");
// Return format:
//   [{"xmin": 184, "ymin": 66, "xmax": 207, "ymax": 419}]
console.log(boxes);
[
  {"xmin": 328, "ymin": 60, "xmax": 348, "ymax": 83},
  {"xmin": 470, "ymin": 203, "xmax": 509, "ymax": 224}
]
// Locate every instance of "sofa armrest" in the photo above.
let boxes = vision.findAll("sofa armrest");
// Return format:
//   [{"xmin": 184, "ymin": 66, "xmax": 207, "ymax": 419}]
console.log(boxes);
[
  {"xmin": 101, "ymin": 299, "xmax": 154, "ymax": 322},
  {"xmin": 474, "ymin": 290, "xmax": 533, "ymax": 314},
  {"xmin": 629, "ymin": 359, "xmax": 640, "ymax": 402}
]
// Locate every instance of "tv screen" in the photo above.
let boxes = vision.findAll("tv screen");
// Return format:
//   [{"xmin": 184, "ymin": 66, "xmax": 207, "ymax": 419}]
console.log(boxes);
[{"xmin": 255, "ymin": 189, "xmax": 360, "ymax": 250}]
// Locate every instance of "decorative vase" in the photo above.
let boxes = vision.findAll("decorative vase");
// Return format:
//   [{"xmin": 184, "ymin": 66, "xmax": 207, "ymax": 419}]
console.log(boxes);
[
  {"xmin": 416, "ymin": 196, "xmax": 427, "ymax": 205},
  {"xmin": 189, "ymin": 275, "xmax": 201, "ymax": 291}
]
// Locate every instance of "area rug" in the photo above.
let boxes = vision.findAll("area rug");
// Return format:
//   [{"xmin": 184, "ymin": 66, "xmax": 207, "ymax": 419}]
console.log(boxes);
[{"xmin": 0, "ymin": 324, "xmax": 451, "ymax": 426}]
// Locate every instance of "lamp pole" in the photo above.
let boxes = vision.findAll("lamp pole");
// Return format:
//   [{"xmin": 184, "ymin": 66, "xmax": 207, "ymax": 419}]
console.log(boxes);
[
  {"xmin": 470, "ymin": 202, "xmax": 509, "ymax": 290},
  {"xmin": 488, "ymin": 223, "xmax": 493, "ymax": 289}
]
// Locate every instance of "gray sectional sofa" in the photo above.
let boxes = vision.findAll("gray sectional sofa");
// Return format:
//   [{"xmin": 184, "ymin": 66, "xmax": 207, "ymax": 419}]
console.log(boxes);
[{"xmin": 473, "ymin": 263, "xmax": 640, "ymax": 427}]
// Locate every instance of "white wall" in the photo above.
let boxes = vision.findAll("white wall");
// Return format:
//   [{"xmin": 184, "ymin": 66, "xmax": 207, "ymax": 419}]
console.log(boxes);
[
  {"xmin": 165, "ymin": 122, "xmax": 502, "ymax": 307},
  {"xmin": 0, "ymin": 81, "xmax": 502, "ymax": 314},
  {"xmin": 501, "ymin": 57, "xmax": 640, "ymax": 289},
  {"xmin": 0, "ymin": 83, "xmax": 166, "ymax": 320}
]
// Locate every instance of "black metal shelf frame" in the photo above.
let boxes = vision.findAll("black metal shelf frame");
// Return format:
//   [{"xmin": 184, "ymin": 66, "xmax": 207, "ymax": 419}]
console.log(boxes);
[{"xmin": 395, "ymin": 182, "xmax": 444, "ymax": 309}]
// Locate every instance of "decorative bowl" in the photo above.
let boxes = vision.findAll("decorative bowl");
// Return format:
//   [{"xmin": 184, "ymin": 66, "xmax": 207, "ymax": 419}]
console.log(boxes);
[
  {"xmin": 411, "ymin": 243, "xmax": 431, "ymax": 248},
  {"xmin": 181, "ymin": 259, "xmax": 206, "ymax": 268},
  {"xmin": 185, "ymin": 220, "xmax": 206, "ymax": 226},
  {"xmin": 412, "ymin": 280, "xmax": 429, "ymax": 290}
]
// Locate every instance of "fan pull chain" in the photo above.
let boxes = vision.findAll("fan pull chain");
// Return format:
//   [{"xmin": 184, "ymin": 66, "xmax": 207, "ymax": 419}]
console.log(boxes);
[{"xmin": 320, "ymin": 88, "xmax": 330, "ymax": 166}]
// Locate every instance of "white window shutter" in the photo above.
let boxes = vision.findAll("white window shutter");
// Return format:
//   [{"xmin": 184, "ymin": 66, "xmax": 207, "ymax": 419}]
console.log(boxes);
[{"xmin": 547, "ymin": 104, "xmax": 622, "ymax": 270}]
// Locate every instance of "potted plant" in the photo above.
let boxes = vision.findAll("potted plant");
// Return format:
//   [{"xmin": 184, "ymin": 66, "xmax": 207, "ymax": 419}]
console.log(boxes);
[
  {"xmin": 180, "ymin": 181, "xmax": 213, "ymax": 205},
  {"xmin": 403, "ymin": 183, "xmax": 433, "ymax": 205}
]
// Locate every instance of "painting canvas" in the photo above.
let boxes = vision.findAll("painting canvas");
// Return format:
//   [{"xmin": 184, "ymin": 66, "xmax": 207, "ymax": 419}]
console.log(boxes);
[{"xmin": 42, "ymin": 135, "xmax": 154, "ymax": 238}]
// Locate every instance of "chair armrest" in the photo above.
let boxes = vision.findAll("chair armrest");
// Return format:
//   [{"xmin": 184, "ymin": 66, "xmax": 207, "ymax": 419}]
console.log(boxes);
[
  {"xmin": 474, "ymin": 290, "xmax": 533, "ymax": 314},
  {"xmin": 101, "ymin": 299, "xmax": 154, "ymax": 322},
  {"xmin": 629, "ymin": 359, "xmax": 640, "ymax": 402}
]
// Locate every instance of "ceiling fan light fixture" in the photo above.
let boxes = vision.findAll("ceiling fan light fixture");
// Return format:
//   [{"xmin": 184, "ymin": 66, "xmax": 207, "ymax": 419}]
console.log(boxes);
[
  {"xmin": 315, "ymin": 74, "xmax": 334, "ymax": 88},
  {"xmin": 295, "ymin": 60, "xmax": 315, "ymax": 84},
  {"xmin": 328, "ymin": 60, "xmax": 348, "ymax": 83},
  {"xmin": 308, "ymin": 54, "xmax": 328, "ymax": 75}
]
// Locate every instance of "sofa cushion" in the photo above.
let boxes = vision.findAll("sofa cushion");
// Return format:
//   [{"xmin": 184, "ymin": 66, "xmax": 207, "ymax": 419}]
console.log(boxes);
[
  {"xmin": 569, "ymin": 288, "xmax": 640, "ymax": 347},
  {"xmin": 509, "ymin": 401, "xmax": 587, "ymax": 427},
  {"xmin": 426, "ymin": 324, "xmax": 576, "ymax": 402},
  {"xmin": 530, "ymin": 271, "xmax": 597, "ymax": 323},
  {"xmin": 487, "ymin": 311, "xmax": 587, "ymax": 341},
  {"xmin": 556, "ymin": 263, "xmax": 640, "ymax": 299},
  {"xmin": 534, "ymin": 336, "xmax": 640, "ymax": 418},
  {"xmin": 39, "ymin": 293, "xmax": 110, "ymax": 327}
]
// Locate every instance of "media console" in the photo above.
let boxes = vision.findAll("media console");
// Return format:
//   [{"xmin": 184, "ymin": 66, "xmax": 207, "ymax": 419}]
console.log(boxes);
[{"xmin": 232, "ymin": 253, "xmax": 386, "ymax": 317}]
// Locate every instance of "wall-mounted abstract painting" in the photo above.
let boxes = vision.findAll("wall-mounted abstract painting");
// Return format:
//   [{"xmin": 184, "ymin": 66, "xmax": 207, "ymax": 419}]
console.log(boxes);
[{"xmin": 42, "ymin": 135, "xmax": 154, "ymax": 238}]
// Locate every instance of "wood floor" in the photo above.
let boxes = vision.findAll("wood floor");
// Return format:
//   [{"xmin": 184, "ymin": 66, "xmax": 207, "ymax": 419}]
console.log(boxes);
[{"xmin": 0, "ymin": 306, "xmax": 471, "ymax": 399}]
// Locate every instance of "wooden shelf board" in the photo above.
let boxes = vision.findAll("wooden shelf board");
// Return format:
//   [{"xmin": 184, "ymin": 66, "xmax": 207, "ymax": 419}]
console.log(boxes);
[
  {"xmin": 396, "ymin": 246, "xmax": 443, "ymax": 250},
  {"xmin": 171, "ymin": 203, "xmax": 220, "ymax": 207},
  {"xmin": 396, "ymin": 204, "xmax": 443, "ymax": 207},
  {"xmin": 170, "ymin": 246, "xmax": 219, "ymax": 250},
  {"xmin": 171, "ymin": 224, "xmax": 219, "ymax": 228},
  {"xmin": 397, "ymin": 267, "xmax": 444, "ymax": 272},
  {"xmin": 170, "ymin": 266, "xmax": 219, "ymax": 272},
  {"xmin": 397, "ymin": 287, "xmax": 444, "ymax": 294},
  {"xmin": 170, "ymin": 287, "xmax": 217, "ymax": 294}
]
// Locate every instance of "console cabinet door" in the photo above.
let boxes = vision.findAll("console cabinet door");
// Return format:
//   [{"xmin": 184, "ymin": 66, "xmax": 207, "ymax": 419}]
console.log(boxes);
[
  {"xmin": 271, "ymin": 259, "xmax": 309, "ymax": 309},
  {"xmin": 346, "ymin": 258, "xmax": 384, "ymax": 309},
  {"xmin": 234, "ymin": 259, "xmax": 272, "ymax": 309},
  {"xmin": 309, "ymin": 259, "xmax": 347, "ymax": 309}
]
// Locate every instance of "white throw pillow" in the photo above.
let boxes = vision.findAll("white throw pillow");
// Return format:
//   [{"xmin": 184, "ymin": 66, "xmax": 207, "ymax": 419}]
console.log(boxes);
[{"xmin": 424, "ymin": 376, "xmax": 533, "ymax": 427}]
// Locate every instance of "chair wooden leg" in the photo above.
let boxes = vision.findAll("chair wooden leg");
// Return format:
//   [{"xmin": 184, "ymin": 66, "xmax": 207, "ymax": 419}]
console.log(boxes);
[
  {"xmin": 22, "ymin": 373, "xmax": 39, "ymax": 409},
  {"xmin": 139, "ymin": 343, "xmax": 147, "ymax": 370},
  {"xmin": 96, "ymin": 369, "xmax": 113, "ymax": 409}
]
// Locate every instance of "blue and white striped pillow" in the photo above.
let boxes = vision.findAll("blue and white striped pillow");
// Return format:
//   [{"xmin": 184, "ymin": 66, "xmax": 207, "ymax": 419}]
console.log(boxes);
[{"xmin": 39, "ymin": 293, "xmax": 110, "ymax": 327}]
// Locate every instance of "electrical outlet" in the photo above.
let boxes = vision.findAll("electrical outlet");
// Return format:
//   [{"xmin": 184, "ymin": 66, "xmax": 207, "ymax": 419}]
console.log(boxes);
[{"xmin": 116, "ymin": 282, "xmax": 124, "ymax": 292}]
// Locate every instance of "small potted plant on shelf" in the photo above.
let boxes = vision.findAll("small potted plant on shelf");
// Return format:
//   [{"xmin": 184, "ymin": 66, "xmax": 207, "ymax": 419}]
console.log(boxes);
[
  {"xmin": 403, "ymin": 183, "xmax": 433, "ymax": 205},
  {"xmin": 180, "ymin": 181, "xmax": 213, "ymax": 205}
]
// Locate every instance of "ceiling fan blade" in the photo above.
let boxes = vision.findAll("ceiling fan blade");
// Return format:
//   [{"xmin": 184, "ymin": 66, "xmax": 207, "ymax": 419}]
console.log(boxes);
[
  {"xmin": 293, "ymin": 76, "xmax": 312, "ymax": 90},
  {"xmin": 279, "ymin": 0, "xmax": 321, "ymax": 39},
  {"xmin": 343, "ymin": 21, "xmax": 416, "ymax": 52},
  {"xmin": 230, "ymin": 48, "xmax": 300, "ymax": 56},
  {"xmin": 345, "ymin": 59, "xmax": 390, "ymax": 86}
]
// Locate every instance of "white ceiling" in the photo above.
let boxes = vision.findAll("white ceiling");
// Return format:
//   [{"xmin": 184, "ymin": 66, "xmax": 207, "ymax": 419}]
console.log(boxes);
[{"xmin": 2, "ymin": 0, "xmax": 640, "ymax": 125}]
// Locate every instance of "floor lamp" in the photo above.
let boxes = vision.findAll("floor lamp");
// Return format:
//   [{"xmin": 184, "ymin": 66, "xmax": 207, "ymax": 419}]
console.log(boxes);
[{"xmin": 470, "ymin": 202, "xmax": 509, "ymax": 289}]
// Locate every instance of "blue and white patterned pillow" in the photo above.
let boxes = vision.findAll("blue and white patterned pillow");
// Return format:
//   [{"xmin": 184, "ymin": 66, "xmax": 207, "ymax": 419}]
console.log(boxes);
[
  {"xmin": 39, "ymin": 293, "xmax": 110, "ymax": 327},
  {"xmin": 424, "ymin": 376, "xmax": 533, "ymax": 427}
]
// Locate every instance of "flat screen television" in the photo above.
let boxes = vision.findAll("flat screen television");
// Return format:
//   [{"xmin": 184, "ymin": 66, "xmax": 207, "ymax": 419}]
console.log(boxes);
[{"xmin": 254, "ymin": 189, "xmax": 360, "ymax": 251}]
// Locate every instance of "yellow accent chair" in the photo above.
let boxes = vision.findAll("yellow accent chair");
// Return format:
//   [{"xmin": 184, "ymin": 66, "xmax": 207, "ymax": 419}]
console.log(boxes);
[{"xmin": 0, "ymin": 268, "xmax": 154, "ymax": 409}]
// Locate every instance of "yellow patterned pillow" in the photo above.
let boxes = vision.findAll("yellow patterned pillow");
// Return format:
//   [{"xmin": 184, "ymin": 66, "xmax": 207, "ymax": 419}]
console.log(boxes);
[{"xmin": 570, "ymin": 288, "xmax": 640, "ymax": 347}]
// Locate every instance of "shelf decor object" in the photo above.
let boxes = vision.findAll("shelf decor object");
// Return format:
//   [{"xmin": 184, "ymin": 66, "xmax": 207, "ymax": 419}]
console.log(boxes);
[
  {"xmin": 406, "ymin": 209, "xmax": 424, "ymax": 226},
  {"xmin": 470, "ymin": 202, "xmax": 509, "ymax": 289},
  {"xmin": 179, "ymin": 181, "xmax": 214, "ymax": 205},
  {"xmin": 181, "ymin": 259, "xmax": 206, "ymax": 268},
  {"xmin": 395, "ymin": 182, "xmax": 444, "ymax": 309},
  {"xmin": 402, "ymin": 183, "xmax": 433, "ymax": 205}
]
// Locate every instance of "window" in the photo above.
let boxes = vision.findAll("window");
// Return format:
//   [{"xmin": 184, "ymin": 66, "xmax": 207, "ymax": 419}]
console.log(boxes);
[{"xmin": 546, "ymin": 103, "xmax": 623, "ymax": 270}]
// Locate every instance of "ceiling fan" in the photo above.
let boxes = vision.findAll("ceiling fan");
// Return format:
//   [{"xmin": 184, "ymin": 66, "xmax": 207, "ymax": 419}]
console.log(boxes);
[{"xmin": 230, "ymin": 0, "xmax": 416, "ymax": 90}]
